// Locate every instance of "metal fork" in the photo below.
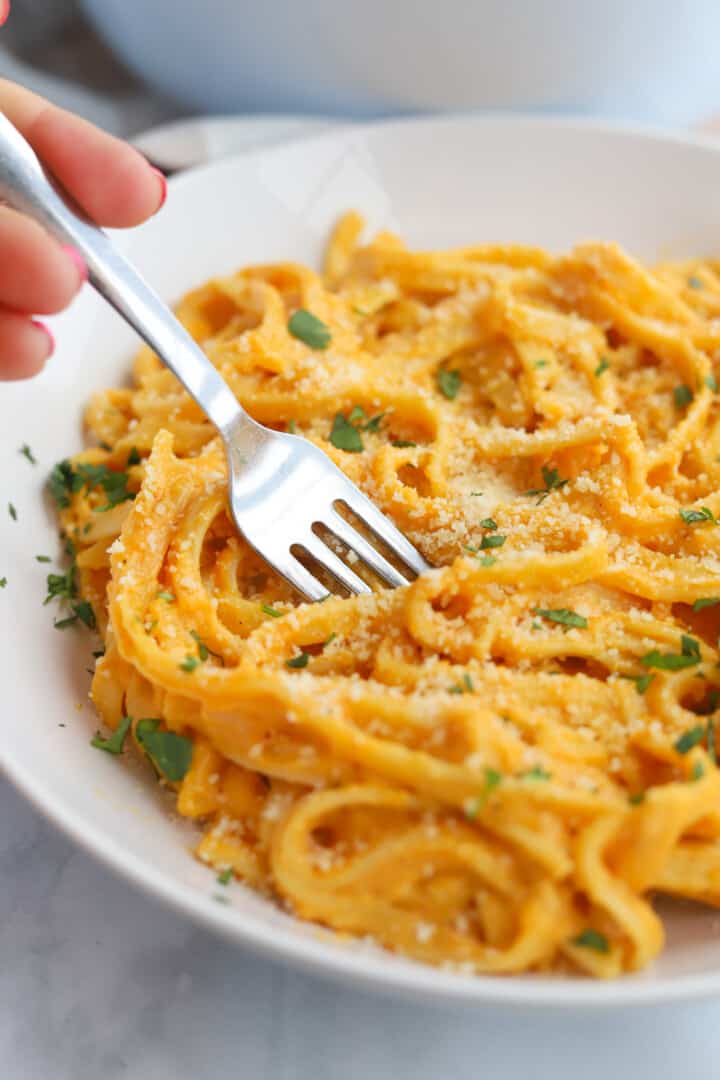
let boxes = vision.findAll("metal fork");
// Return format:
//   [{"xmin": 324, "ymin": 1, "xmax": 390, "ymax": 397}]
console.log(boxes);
[{"xmin": 0, "ymin": 115, "xmax": 430, "ymax": 600}]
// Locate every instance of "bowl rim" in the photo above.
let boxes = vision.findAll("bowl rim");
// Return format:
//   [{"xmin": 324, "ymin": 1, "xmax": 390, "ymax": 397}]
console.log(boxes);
[{"xmin": 5, "ymin": 111, "xmax": 720, "ymax": 1009}]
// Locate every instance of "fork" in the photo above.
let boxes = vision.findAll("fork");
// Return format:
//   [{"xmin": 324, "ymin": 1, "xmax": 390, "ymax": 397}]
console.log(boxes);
[{"xmin": 0, "ymin": 115, "xmax": 431, "ymax": 600}]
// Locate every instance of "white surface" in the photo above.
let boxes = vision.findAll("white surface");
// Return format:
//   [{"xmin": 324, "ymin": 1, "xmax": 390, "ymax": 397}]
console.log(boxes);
[
  {"xmin": 132, "ymin": 115, "xmax": 340, "ymax": 172},
  {"xmin": 5, "ymin": 116, "xmax": 720, "ymax": 1049},
  {"xmin": 79, "ymin": 0, "xmax": 720, "ymax": 125}
]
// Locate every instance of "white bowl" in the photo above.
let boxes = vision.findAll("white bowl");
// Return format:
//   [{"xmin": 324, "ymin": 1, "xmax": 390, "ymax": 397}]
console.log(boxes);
[
  {"xmin": 78, "ymin": 0, "xmax": 720, "ymax": 125},
  {"xmin": 5, "ymin": 115, "xmax": 720, "ymax": 1008}
]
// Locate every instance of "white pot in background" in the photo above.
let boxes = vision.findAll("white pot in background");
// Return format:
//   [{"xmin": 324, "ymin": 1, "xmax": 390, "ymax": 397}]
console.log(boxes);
[{"xmin": 79, "ymin": 0, "xmax": 720, "ymax": 125}]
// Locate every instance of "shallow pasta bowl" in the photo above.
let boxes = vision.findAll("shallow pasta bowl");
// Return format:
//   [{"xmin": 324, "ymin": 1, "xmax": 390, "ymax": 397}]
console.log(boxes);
[{"xmin": 4, "ymin": 115, "xmax": 720, "ymax": 1008}]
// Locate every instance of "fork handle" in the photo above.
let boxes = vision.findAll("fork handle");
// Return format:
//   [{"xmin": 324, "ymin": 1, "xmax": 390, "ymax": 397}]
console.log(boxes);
[{"xmin": 0, "ymin": 112, "xmax": 248, "ymax": 440}]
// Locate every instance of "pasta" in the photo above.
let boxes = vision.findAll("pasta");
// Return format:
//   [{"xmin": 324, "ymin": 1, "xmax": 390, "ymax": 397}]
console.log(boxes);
[{"xmin": 50, "ymin": 212, "xmax": 720, "ymax": 978}]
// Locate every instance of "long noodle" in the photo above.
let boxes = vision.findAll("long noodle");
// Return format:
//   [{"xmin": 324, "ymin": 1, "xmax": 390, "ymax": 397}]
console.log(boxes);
[{"xmin": 54, "ymin": 214, "xmax": 720, "ymax": 977}]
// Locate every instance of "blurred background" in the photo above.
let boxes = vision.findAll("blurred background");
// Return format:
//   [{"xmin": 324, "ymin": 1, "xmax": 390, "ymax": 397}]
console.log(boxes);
[{"xmin": 3, "ymin": 0, "xmax": 720, "ymax": 144}]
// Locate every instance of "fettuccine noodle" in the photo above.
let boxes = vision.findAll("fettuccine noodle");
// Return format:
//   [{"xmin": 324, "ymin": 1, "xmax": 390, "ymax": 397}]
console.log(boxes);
[{"xmin": 52, "ymin": 213, "xmax": 720, "ymax": 978}]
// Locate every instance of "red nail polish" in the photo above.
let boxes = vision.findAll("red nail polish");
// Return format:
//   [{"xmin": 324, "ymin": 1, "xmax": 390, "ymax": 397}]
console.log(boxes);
[
  {"xmin": 150, "ymin": 165, "xmax": 167, "ymax": 211},
  {"xmin": 62, "ymin": 244, "xmax": 88, "ymax": 282},
  {"xmin": 32, "ymin": 320, "xmax": 55, "ymax": 354},
  {"xmin": 0, "ymin": 2, "xmax": 11, "ymax": 28}
]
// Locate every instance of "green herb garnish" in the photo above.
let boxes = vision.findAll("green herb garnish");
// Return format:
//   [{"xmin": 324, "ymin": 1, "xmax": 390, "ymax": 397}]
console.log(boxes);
[
  {"xmin": 641, "ymin": 634, "xmax": 701, "ymax": 671},
  {"xmin": 693, "ymin": 597, "xmax": 720, "ymax": 611},
  {"xmin": 261, "ymin": 604, "xmax": 283, "ymax": 618},
  {"xmin": 674, "ymin": 725, "xmax": 705, "ymax": 754},
  {"xmin": 479, "ymin": 518, "xmax": 497, "ymax": 530},
  {"xmin": 392, "ymin": 440, "xmax": 417, "ymax": 448},
  {"xmin": 35, "ymin": 555, "xmax": 51, "ymax": 563},
  {"xmin": 480, "ymin": 534, "xmax": 505, "ymax": 550},
  {"xmin": 286, "ymin": 651, "xmax": 310, "ymax": 669},
  {"xmin": 157, "ymin": 590, "xmax": 175, "ymax": 602},
  {"xmin": 437, "ymin": 368, "xmax": 461, "ymax": 400},
  {"xmin": 522, "ymin": 766, "xmax": 551, "ymax": 780},
  {"xmin": 135, "ymin": 718, "xmax": 193, "ymax": 781},
  {"xmin": 180, "ymin": 655, "xmax": 201, "ymax": 673},
  {"xmin": 48, "ymin": 460, "xmax": 81, "ymax": 508},
  {"xmin": 693, "ymin": 760, "xmax": 705, "ymax": 781},
  {"xmin": 449, "ymin": 673, "xmax": 474, "ymax": 695},
  {"xmin": 674, "ymin": 384, "xmax": 694, "ymax": 408},
  {"xmin": 526, "ymin": 465, "xmax": 569, "ymax": 505},
  {"xmin": 8, "ymin": 503, "xmax": 16, "ymax": 521},
  {"xmin": 571, "ymin": 929, "xmax": 610, "ymax": 954},
  {"xmin": 127, "ymin": 446, "xmax": 141, "ymax": 466},
  {"xmin": 629, "ymin": 791, "xmax": 645, "ymax": 805},
  {"xmin": 288, "ymin": 309, "xmax": 332, "ymax": 350},
  {"xmin": 680, "ymin": 506, "xmax": 717, "ymax": 525},
  {"xmin": 533, "ymin": 607, "xmax": 588, "ymax": 629},
  {"xmin": 329, "ymin": 412, "xmax": 364, "ymax": 453},
  {"xmin": 91, "ymin": 715, "xmax": 131, "ymax": 756},
  {"xmin": 217, "ymin": 868, "xmax": 233, "ymax": 886},
  {"xmin": 688, "ymin": 275, "xmax": 704, "ymax": 290},
  {"xmin": 594, "ymin": 358, "xmax": 610, "ymax": 377},
  {"xmin": 706, "ymin": 374, "xmax": 718, "ymax": 392},
  {"xmin": 19, "ymin": 444, "xmax": 37, "ymax": 465},
  {"xmin": 0, "ymin": 577, "xmax": 6, "ymax": 588}
]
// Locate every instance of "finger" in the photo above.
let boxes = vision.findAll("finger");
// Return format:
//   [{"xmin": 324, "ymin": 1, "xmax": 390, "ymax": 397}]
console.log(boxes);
[
  {"xmin": 0, "ymin": 206, "xmax": 85, "ymax": 314},
  {"xmin": 0, "ymin": 309, "xmax": 54, "ymax": 380},
  {"xmin": 0, "ymin": 79, "xmax": 166, "ymax": 227}
]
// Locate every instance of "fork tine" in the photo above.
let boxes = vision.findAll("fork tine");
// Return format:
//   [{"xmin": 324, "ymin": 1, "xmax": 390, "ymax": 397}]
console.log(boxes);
[
  {"xmin": 335, "ymin": 491, "xmax": 431, "ymax": 577},
  {"xmin": 274, "ymin": 551, "xmax": 331, "ymax": 603},
  {"xmin": 300, "ymin": 535, "xmax": 373, "ymax": 595},
  {"xmin": 325, "ymin": 511, "xmax": 411, "ymax": 588}
]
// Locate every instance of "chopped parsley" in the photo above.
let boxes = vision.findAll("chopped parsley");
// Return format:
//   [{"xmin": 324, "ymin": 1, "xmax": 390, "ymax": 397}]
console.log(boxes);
[
  {"xmin": 127, "ymin": 446, "xmax": 141, "ymax": 466},
  {"xmin": 533, "ymin": 607, "xmax": 588, "ymax": 629},
  {"xmin": 135, "ymin": 718, "xmax": 193, "ymax": 781},
  {"xmin": 679, "ymin": 506, "xmax": 717, "ymax": 525},
  {"xmin": 641, "ymin": 636, "xmax": 701, "ymax": 671},
  {"xmin": 286, "ymin": 651, "xmax": 310, "ymax": 669},
  {"xmin": 693, "ymin": 760, "xmax": 705, "ymax": 781},
  {"xmin": 48, "ymin": 460, "xmax": 81, "ymax": 508},
  {"xmin": 693, "ymin": 597, "xmax": 720, "ymax": 611},
  {"xmin": 35, "ymin": 555, "xmax": 51, "ymax": 563},
  {"xmin": 329, "ymin": 412, "xmax": 364, "ymax": 453},
  {"xmin": 534, "ymin": 359, "xmax": 548, "ymax": 368},
  {"xmin": 706, "ymin": 374, "xmax": 719, "ymax": 392},
  {"xmin": 688, "ymin": 275, "xmax": 704, "ymax": 290},
  {"xmin": 217, "ymin": 868, "xmax": 233, "ymax": 886},
  {"xmin": 48, "ymin": 459, "xmax": 135, "ymax": 512},
  {"xmin": 19, "ymin": 444, "xmax": 37, "ymax": 465},
  {"xmin": 0, "ymin": 577, "xmax": 7, "ymax": 588},
  {"xmin": 448, "ymin": 673, "xmax": 474, "ymax": 695},
  {"xmin": 594, "ymin": 357, "xmax": 610, "ymax": 377},
  {"xmin": 261, "ymin": 604, "xmax": 283, "ymax": 618},
  {"xmin": 629, "ymin": 791, "xmax": 645, "ymax": 805},
  {"xmin": 45, "ymin": 566, "xmax": 77, "ymax": 605},
  {"xmin": 522, "ymin": 766, "xmax": 551, "ymax": 781},
  {"xmin": 189, "ymin": 629, "xmax": 224, "ymax": 666},
  {"xmin": 479, "ymin": 518, "xmax": 497, "ymax": 530},
  {"xmin": 480, "ymin": 534, "xmax": 505, "ymax": 550},
  {"xmin": 623, "ymin": 672, "xmax": 655, "ymax": 695},
  {"xmin": 392, "ymin": 440, "xmax": 417, "ymax": 448},
  {"xmin": 526, "ymin": 465, "xmax": 569, "ymax": 505},
  {"xmin": 464, "ymin": 769, "xmax": 502, "ymax": 818},
  {"xmin": 91, "ymin": 715, "xmax": 131, "ymax": 755},
  {"xmin": 571, "ymin": 929, "xmax": 610, "ymax": 954},
  {"xmin": 437, "ymin": 368, "xmax": 461, "ymax": 400},
  {"xmin": 674, "ymin": 725, "xmax": 705, "ymax": 754},
  {"xmin": 157, "ymin": 590, "xmax": 175, "ymax": 602},
  {"xmin": 8, "ymin": 503, "xmax": 16, "ymax": 521},
  {"xmin": 54, "ymin": 599, "xmax": 96, "ymax": 631},
  {"xmin": 180, "ymin": 654, "xmax": 201, "ymax": 673},
  {"xmin": 674, "ymin": 384, "xmax": 694, "ymax": 408},
  {"xmin": 479, "ymin": 555, "xmax": 497, "ymax": 567},
  {"xmin": 288, "ymin": 309, "xmax": 331, "ymax": 349},
  {"xmin": 286, "ymin": 419, "xmax": 297, "ymax": 434}
]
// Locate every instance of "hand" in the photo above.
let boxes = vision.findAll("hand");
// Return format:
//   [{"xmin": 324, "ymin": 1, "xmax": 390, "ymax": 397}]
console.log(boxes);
[{"xmin": 0, "ymin": 79, "xmax": 166, "ymax": 380}]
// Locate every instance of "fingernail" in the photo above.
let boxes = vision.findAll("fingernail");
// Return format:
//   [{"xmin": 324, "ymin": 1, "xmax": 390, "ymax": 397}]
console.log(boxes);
[
  {"xmin": 150, "ymin": 166, "xmax": 167, "ymax": 212},
  {"xmin": 62, "ymin": 244, "xmax": 88, "ymax": 283},
  {"xmin": 0, "ymin": 2, "xmax": 11, "ymax": 28},
  {"xmin": 32, "ymin": 320, "xmax": 55, "ymax": 355}
]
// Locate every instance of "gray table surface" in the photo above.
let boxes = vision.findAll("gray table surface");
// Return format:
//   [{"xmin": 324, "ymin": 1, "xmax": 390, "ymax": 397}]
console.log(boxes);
[{"xmin": 4, "ymin": 774, "xmax": 720, "ymax": 1080}]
